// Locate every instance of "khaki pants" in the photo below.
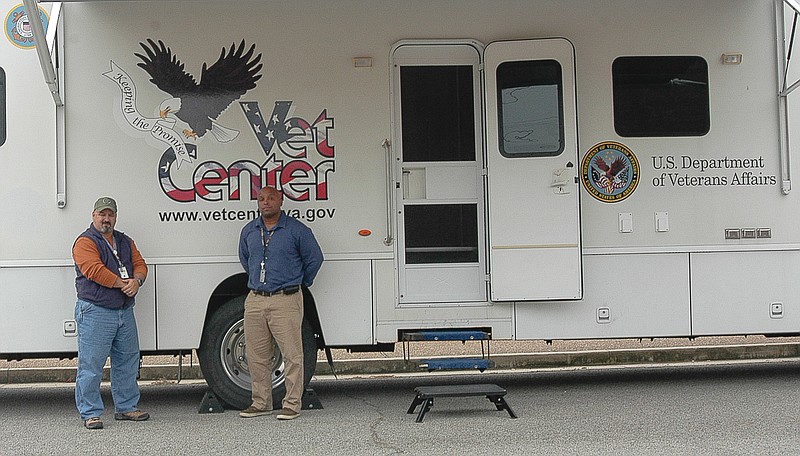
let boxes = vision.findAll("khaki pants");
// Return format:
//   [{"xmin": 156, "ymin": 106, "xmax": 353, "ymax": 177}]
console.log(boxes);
[{"xmin": 243, "ymin": 290, "xmax": 304, "ymax": 413}]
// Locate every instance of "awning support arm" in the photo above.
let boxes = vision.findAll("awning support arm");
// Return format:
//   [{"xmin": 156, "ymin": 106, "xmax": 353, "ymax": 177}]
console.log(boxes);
[
  {"xmin": 22, "ymin": 0, "xmax": 63, "ymax": 106},
  {"xmin": 776, "ymin": 0, "xmax": 798, "ymax": 194}
]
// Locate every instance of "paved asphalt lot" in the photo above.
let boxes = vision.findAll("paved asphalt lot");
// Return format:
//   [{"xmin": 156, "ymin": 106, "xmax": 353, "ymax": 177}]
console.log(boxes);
[{"xmin": 2, "ymin": 359, "xmax": 800, "ymax": 455}]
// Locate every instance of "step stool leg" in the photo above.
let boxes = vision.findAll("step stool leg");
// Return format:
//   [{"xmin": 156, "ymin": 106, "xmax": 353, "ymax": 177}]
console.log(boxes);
[
  {"xmin": 487, "ymin": 395, "xmax": 518, "ymax": 419},
  {"xmin": 416, "ymin": 398, "xmax": 434, "ymax": 423},
  {"xmin": 407, "ymin": 393, "xmax": 425, "ymax": 414}
]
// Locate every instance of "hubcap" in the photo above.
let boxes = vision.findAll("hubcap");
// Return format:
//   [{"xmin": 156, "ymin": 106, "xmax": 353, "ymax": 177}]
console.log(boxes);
[{"xmin": 219, "ymin": 318, "xmax": 285, "ymax": 390}]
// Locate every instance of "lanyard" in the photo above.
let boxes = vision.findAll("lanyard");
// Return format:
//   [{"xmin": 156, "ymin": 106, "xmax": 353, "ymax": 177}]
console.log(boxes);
[
  {"xmin": 260, "ymin": 226, "xmax": 275, "ymax": 259},
  {"xmin": 104, "ymin": 235, "xmax": 130, "ymax": 279},
  {"xmin": 259, "ymin": 226, "xmax": 275, "ymax": 283},
  {"xmin": 104, "ymin": 237, "xmax": 123, "ymax": 268}
]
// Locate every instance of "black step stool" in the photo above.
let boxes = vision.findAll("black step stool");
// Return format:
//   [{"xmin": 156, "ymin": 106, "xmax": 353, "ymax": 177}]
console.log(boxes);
[{"xmin": 407, "ymin": 383, "xmax": 517, "ymax": 422}]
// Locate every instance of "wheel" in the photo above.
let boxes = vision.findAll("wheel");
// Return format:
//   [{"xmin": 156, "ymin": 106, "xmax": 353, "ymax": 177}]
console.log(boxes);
[{"xmin": 198, "ymin": 295, "xmax": 318, "ymax": 410}]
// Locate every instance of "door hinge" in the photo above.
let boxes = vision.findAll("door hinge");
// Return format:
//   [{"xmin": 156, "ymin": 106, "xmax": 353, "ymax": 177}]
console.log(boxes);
[{"xmin": 485, "ymin": 273, "xmax": 491, "ymax": 282}]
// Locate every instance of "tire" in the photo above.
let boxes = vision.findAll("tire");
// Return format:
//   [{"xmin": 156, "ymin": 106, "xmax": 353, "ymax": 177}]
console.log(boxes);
[{"xmin": 198, "ymin": 295, "xmax": 318, "ymax": 410}]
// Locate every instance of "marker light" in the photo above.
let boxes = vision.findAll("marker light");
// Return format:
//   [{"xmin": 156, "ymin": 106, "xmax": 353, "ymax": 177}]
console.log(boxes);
[{"xmin": 721, "ymin": 53, "xmax": 742, "ymax": 65}]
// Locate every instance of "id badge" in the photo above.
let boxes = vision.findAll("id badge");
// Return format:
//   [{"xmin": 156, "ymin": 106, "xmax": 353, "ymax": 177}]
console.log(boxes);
[
  {"xmin": 119, "ymin": 266, "xmax": 130, "ymax": 279},
  {"xmin": 259, "ymin": 262, "xmax": 266, "ymax": 283}
]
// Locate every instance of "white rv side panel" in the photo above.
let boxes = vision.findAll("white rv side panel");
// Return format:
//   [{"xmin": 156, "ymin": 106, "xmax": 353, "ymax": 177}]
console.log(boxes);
[
  {"xmin": 155, "ymin": 260, "xmax": 375, "ymax": 349},
  {"xmin": 0, "ymin": 3, "xmax": 59, "ymax": 263},
  {"xmin": 373, "ymin": 259, "xmax": 397, "ymax": 343},
  {"xmin": 691, "ymin": 250, "xmax": 800, "ymax": 335},
  {"xmin": 0, "ymin": 266, "xmax": 79, "ymax": 353},
  {"xmin": 515, "ymin": 253, "xmax": 691, "ymax": 339},
  {"xmin": 313, "ymin": 259, "xmax": 373, "ymax": 346},
  {"xmin": 135, "ymin": 282, "xmax": 156, "ymax": 351},
  {"xmin": 0, "ymin": 266, "xmax": 156, "ymax": 352},
  {"xmin": 154, "ymin": 262, "xmax": 241, "ymax": 350}
]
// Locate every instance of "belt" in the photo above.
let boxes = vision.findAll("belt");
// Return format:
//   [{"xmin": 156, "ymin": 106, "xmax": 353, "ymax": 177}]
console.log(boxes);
[{"xmin": 252, "ymin": 285, "xmax": 300, "ymax": 297}]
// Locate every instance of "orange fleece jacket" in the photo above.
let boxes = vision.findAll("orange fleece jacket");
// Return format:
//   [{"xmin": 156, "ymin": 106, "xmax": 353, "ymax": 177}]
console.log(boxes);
[{"xmin": 73, "ymin": 236, "xmax": 147, "ymax": 288}]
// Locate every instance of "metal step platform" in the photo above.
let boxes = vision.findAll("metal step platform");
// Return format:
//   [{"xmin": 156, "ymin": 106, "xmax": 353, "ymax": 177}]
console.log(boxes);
[
  {"xmin": 402, "ymin": 329, "xmax": 492, "ymax": 371},
  {"xmin": 418, "ymin": 357, "xmax": 492, "ymax": 372},
  {"xmin": 402, "ymin": 330, "xmax": 490, "ymax": 341}
]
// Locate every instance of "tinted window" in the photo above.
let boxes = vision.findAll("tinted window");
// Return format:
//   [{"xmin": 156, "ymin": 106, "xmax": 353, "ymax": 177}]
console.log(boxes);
[
  {"xmin": 496, "ymin": 60, "xmax": 564, "ymax": 157},
  {"xmin": 613, "ymin": 56, "xmax": 710, "ymax": 137},
  {"xmin": 400, "ymin": 65, "xmax": 475, "ymax": 162},
  {"xmin": 404, "ymin": 204, "xmax": 478, "ymax": 264}
]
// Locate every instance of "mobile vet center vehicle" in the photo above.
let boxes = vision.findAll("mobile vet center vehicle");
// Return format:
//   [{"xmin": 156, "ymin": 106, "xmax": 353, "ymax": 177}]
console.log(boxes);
[{"xmin": 3, "ymin": 0, "xmax": 800, "ymax": 409}]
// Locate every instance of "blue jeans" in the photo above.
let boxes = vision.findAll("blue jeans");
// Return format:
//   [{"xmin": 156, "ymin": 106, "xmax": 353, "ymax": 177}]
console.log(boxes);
[{"xmin": 74, "ymin": 299, "xmax": 141, "ymax": 420}]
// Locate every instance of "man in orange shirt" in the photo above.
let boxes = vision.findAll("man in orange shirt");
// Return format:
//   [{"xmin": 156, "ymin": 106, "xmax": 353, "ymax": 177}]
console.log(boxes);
[{"xmin": 72, "ymin": 197, "xmax": 149, "ymax": 429}]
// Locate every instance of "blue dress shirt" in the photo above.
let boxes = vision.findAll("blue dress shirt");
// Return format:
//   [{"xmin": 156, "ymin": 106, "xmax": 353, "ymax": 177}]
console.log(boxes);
[{"xmin": 239, "ymin": 211, "xmax": 323, "ymax": 293}]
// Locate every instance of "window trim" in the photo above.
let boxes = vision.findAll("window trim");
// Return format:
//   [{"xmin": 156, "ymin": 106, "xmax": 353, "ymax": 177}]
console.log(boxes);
[
  {"xmin": 612, "ymin": 55, "xmax": 710, "ymax": 138},
  {"xmin": 496, "ymin": 59, "xmax": 565, "ymax": 158}
]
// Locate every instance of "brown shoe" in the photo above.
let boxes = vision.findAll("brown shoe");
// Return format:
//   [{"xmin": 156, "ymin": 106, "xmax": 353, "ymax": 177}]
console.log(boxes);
[
  {"xmin": 239, "ymin": 406, "xmax": 270, "ymax": 418},
  {"xmin": 114, "ymin": 410, "xmax": 150, "ymax": 421},
  {"xmin": 276, "ymin": 408, "xmax": 300, "ymax": 420},
  {"xmin": 84, "ymin": 417, "xmax": 103, "ymax": 429}
]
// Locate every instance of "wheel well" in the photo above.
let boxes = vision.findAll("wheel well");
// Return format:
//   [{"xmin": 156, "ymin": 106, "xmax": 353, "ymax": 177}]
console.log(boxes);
[
  {"xmin": 203, "ymin": 273, "xmax": 248, "ymax": 332},
  {"xmin": 202, "ymin": 273, "xmax": 326, "ymax": 348},
  {"xmin": 301, "ymin": 286, "xmax": 326, "ymax": 348}
]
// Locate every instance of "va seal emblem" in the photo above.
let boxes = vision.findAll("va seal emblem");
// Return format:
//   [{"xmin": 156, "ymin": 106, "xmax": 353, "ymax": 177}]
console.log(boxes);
[
  {"xmin": 581, "ymin": 141, "xmax": 640, "ymax": 203},
  {"xmin": 5, "ymin": 4, "xmax": 48, "ymax": 49}
]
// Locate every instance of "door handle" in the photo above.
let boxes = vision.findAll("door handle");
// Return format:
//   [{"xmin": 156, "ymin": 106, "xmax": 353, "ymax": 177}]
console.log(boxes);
[
  {"xmin": 551, "ymin": 167, "xmax": 571, "ymax": 194},
  {"xmin": 382, "ymin": 139, "xmax": 394, "ymax": 246}
]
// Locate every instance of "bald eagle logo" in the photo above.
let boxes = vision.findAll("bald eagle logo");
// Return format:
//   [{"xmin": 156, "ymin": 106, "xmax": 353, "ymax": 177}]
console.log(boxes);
[
  {"xmin": 592, "ymin": 156, "xmax": 629, "ymax": 195},
  {"xmin": 580, "ymin": 141, "xmax": 640, "ymax": 203},
  {"xmin": 135, "ymin": 39, "xmax": 263, "ymax": 142}
]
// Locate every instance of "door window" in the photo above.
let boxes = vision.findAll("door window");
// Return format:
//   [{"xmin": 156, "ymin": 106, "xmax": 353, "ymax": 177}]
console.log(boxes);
[
  {"xmin": 400, "ymin": 65, "xmax": 476, "ymax": 162},
  {"xmin": 496, "ymin": 60, "xmax": 564, "ymax": 157},
  {"xmin": 404, "ymin": 204, "xmax": 478, "ymax": 264}
]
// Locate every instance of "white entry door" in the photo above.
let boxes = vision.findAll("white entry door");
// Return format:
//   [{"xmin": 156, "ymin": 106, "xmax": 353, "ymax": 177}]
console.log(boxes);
[
  {"xmin": 484, "ymin": 38, "xmax": 583, "ymax": 301},
  {"xmin": 391, "ymin": 41, "xmax": 487, "ymax": 305}
]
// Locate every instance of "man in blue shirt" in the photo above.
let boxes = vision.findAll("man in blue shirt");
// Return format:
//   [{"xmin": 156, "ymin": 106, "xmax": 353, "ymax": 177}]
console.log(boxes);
[{"xmin": 238, "ymin": 186, "xmax": 323, "ymax": 420}]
